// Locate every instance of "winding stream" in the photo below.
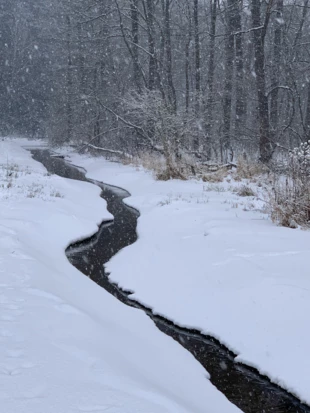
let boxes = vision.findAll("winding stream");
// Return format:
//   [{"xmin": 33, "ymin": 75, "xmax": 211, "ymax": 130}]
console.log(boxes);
[{"xmin": 31, "ymin": 149, "xmax": 310, "ymax": 413}]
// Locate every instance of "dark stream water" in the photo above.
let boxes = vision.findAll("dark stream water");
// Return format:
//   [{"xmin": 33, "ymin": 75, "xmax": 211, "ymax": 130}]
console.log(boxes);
[{"xmin": 31, "ymin": 149, "xmax": 310, "ymax": 413}]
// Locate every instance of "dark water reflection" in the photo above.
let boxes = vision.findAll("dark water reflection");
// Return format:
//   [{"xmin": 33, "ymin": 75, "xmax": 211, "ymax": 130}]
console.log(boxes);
[{"xmin": 31, "ymin": 149, "xmax": 310, "ymax": 413}]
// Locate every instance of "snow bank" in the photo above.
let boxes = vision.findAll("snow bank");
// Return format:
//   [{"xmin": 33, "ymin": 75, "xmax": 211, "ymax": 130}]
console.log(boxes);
[
  {"xmin": 65, "ymin": 149, "xmax": 310, "ymax": 405},
  {"xmin": 0, "ymin": 139, "xmax": 239, "ymax": 413}
]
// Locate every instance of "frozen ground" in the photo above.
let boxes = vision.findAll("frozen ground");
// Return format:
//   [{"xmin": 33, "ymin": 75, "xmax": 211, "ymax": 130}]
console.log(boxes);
[
  {"xmin": 0, "ymin": 139, "xmax": 240, "ymax": 413},
  {"xmin": 58, "ymin": 145, "xmax": 310, "ymax": 406}
]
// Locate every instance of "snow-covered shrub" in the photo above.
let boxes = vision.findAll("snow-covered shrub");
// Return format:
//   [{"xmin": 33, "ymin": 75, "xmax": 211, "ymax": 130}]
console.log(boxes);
[
  {"xmin": 122, "ymin": 90, "xmax": 196, "ymax": 180},
  {"xmin": 268, "ymin": 141, "xmax": 310, "ymax": 228}
]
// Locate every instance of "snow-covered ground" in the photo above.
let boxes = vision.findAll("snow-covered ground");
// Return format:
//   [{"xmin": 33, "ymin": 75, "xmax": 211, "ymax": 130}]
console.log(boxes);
[
  {"xmin": 0, "ymin": 139, "xmax": 240, "ymax": 413},
  {"xmin": 58, "ymin": 146, "xmax": 310, "ymax": 406}
]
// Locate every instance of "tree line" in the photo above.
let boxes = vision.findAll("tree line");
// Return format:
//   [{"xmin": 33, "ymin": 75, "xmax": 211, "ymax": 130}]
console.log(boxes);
[{"xmin": 1, "ymin": 0, "xmax": 310, "ymax": 166}]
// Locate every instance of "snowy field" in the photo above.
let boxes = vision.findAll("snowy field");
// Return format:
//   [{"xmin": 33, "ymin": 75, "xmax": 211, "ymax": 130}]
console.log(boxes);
[
  {"xmin": 58, "ymin": 145, "xmax": 310, "ymax": 406},
  {"xmin": 0, "ymin": 139, "xmax": 240, "ymax": 413}
]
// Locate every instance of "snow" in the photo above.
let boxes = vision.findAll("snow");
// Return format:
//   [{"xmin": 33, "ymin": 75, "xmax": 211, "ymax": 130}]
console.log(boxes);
[
  {"xmin": 0, "ymin": 139, "xmax": 240, "ymax": 413},
  {"xmin": 62, "ymin": 147, "xmax": 310, "ymax": 406}
]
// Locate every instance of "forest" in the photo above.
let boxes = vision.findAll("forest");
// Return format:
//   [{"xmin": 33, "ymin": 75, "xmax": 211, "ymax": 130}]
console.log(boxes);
[{"xmin": 1, "ymin": 0, "xmax": 309, "ymax": 163}]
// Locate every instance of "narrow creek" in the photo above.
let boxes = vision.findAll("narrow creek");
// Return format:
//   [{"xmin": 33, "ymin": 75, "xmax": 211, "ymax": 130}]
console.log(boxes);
[{"xmin": 31, "ymin": 149, "xmax": 310, "ymax": 413}]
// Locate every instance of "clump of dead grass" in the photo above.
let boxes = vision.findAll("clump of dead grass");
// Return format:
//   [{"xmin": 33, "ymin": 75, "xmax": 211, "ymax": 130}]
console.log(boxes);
[
  {"xmin": 125, "ymin": 152, "xmax": 189, "ymax": 181},
  {"xmin": 235, "ymin": 155, "xmax": 269, "ymax": 180},
  {"xmin": 267, "ymin": 176, "xmax": 310, "ymax": 228},
  {"xmin": 202, "ymin": 167, "xmax": 229, "ymax": 183},
  {"xmin": 266, "ymin": 142, "xmax": 310, "ymax": 228},
  {"xmin": 156, "ymin": 166, "xmax": 186, "ymax": 181},
  {"xmin": 235, "ymin": 184, "xmax": 256, "ymax": 197}
]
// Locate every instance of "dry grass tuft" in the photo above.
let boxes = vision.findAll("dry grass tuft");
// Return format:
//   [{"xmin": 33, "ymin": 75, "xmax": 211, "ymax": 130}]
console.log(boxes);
[
  {"xmin": 202, "ymin": 168, "xmax": 229, "ymax": 183},
  {"xmin": 156, "ymin": 167, "xmax": 186, "ymax": 181},
  {"xmin": 235, "ymin": 184, "xmax": 256, "ymax": 197},
  {"xmin": 235, "ymin": 155, "xmax": 269, "ymax": 180},
  {"xmin": 266, "ymin": 142, "xmax": 310, "ymax": 228},
  {"xmin": 267, "ymin": 177, "xmax": 310, "ymax": 228},
  {"xmin": 126, "ymin": 152, "xmax": 188, "ymax": 181}
]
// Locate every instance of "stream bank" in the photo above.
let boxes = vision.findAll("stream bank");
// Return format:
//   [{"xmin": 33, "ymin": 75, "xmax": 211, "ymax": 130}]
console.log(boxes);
[{"xmin": 31, "ymin": 149, "xmax": 310, "ymax": 413}]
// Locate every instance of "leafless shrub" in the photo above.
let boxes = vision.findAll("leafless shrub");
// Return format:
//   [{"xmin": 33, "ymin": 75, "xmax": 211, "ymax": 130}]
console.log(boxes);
[{"xmin": 123, "ymin": 90, "xmax": 195, "ymax": 180}]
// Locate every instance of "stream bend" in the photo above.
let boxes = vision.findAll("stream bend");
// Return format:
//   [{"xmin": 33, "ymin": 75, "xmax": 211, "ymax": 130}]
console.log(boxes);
[{"xmin": 31, "ymin": 149, "xmax": 310, "ymax": 413}]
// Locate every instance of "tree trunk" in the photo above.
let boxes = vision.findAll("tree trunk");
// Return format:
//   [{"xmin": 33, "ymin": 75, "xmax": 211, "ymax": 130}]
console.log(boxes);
[
  {"xmin": 164, "ymin": 0, "xmax": 177, "ymax": 112},
  {"xmin": 130, "ymin": 0, "xmax": 141, "ymax": 91},
  {"xmin": 193, "ymin": 0, "xmax": 200, "ymax": 113},
  {"xmin": 233, "ymin": 0, "xmax": 246, "ymax": 137},
  {"xmin": 292, "ymin": 0, "xmax": 309, "ymax": 139},
  {"xmin": 185, "ymin": 8, "xmax": 192, "ymax": 113},
  {"xmin": 77, "ymin": 23, "xmax": 86, "ymax": 95},
  {"xmin": 66, "ymin": 15, "xmax": 73, "ymax": 143},
  {"xmin": 270, "ymin": 0, "xmax": 284, "ymax": 133},
  {"xmin": 146, "ymin": 0, "xmax": 157, "ymax": 90},
  {"xmin": 93, "ymin": 64, "xmax": 101, "ymax": 146},
  {"xmin": 205, "ymin": 0, "xmax": 217, "ymax": 159},
  {"xmin": 251, "ymin": 0, "xmax": 273, "ymax": 163},
  {"xmin": 305, "ymin": 82, "xmax": 310, "ymax": 140},
  {"xmin": 222, "ymin": 0, "xmax": 235, "ymax": 162}
]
